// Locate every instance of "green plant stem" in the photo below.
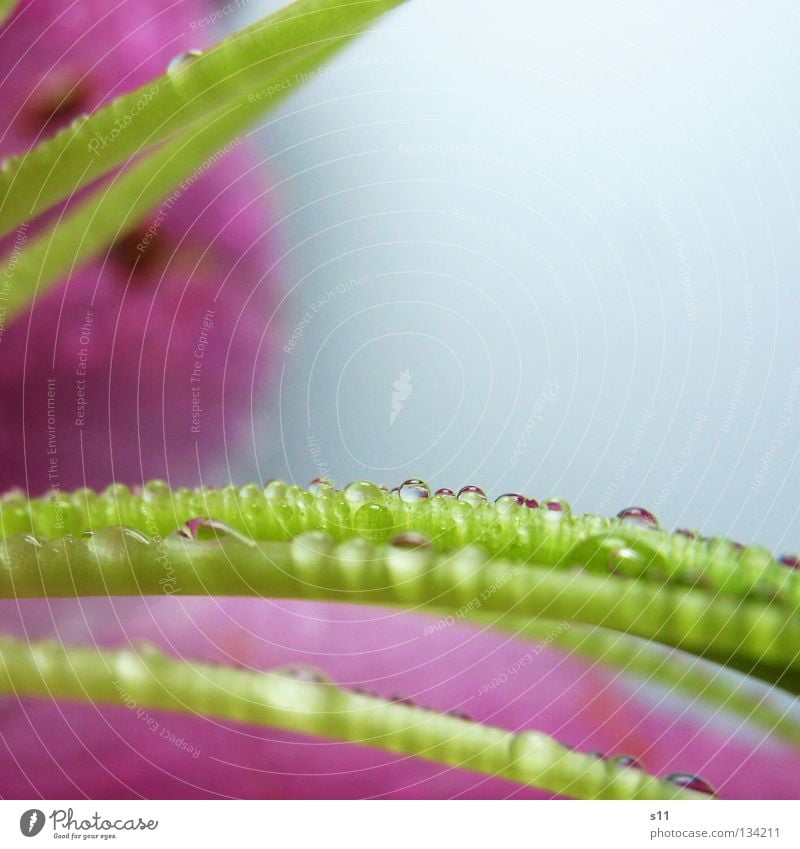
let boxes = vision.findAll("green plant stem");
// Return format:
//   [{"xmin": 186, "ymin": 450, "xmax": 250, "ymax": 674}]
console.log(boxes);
[
  {"xmin": 0, "ymin": 37, "xmax": 359, "ymax": 321},
  {"xmin": 0, "ymin": 635, "xmax": 707, "ymax": 800},
  {"xmin": 466, "ymin": 613, "xmax": 800, "ymax": 745},
  {"xmin": 0, "ymin": 530, "xmax": 796, "ymax": 675},
  {"xmin": 0, "ymin": 0, "xmax": 405, "ymax": 239}
]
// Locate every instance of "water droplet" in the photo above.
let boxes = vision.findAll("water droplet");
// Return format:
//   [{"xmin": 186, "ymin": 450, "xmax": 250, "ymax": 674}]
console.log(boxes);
[
  {"xmin": 495, "ymin": 493, "xmax": 525, "ymax": 510},
  {"xmin": 354, "ymin": 502, "xmax": 394, "ymax": 541},
  {"xmin": 399, "ymin": 479, "xmax": 430, "ymax": 502},
  {"xmin": 167, "ymin": 50, "xmax": 203, "ymax": 74},
  {"xmin": 344, "ymin": 480, "xmax": 382, "ymax": 505},
  {"xmin": 778, "ymin": 554, "xmax": 800, "ymax": 570},
  {"xmin": 666, "ymin": 772, "xmax": 716, "ymax": 796},
  {"xmin": 308, "ymin": 477, "xmax": 332, "ymax": 494},
  {"xmin": 180, "ymin": 518, "xmax": 252, "ymax": 544},
  {"xmin": 0, "ymin": 487, "xmax": 26, "ymax": 501},
  {"xmin": 447, "ymin": 708, "xmax": 471, "ymax": 720},
  {"xmin": 390, "ymin": 532, "xmax": 431, "ymax": 550},
  {"xmin": 264, "ymin": 480, "xmax": 288, "ymax": 501},
  {"xmin": 334, "ymin": 537, "xmax": 376, "ymax": 564},
  {"xmin": 613, "ymin": 754, "xmax": 642, "ymax": 769},
  {"xmin": 434, "ymin": 488, "xmax": 455, "ymax": 497},
  {"xmin": 119, "ymin": 527, "xmax": 150, "ymax": 544},
  {"xmin": 274, "ymin": 665, "xmax": 331, "ymax": 684},
  {"xmin": 607, "ymin": 546, "xmax": 647, "ymax": 577},
  {"xmin": 291, "ymin": 531, "xmax": 335, "ymax": 567},
  {"xmin": 617, "ymin": 507, "xmax": 659, "ymax": 529},
  {"xmin": 387, "ymin": 533, "xmax": 434, "ymax": 570},
  {"xmin": 675, "ymin": 528, "xmax": 699, "ymax": 539},
  {"xmin": 457, "ymin": 485, "xmax": 486, "ymax": 506},
  {"xmin": 524, "ymin": 497, "xmax": 540, "ymax": 509}
]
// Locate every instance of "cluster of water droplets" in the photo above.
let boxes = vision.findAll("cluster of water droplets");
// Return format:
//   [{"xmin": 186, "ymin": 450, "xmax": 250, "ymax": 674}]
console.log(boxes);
[
  {"xmin": 166, "ymin": 49, "xmax": 203, "ymax": 75},
  {"xmin": 578, "ymin": 750, "xmax": 716, "ymax": 796}
]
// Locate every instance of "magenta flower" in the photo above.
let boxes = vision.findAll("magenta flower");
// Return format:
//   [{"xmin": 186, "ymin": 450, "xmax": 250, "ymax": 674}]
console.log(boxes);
[
  {"xmin": 0, "ymin": 0, "xmax": 797, "ymax": 802},
  {"xmin": 0, "ymin": 0, "xmax": 275, "ymax": 494}
]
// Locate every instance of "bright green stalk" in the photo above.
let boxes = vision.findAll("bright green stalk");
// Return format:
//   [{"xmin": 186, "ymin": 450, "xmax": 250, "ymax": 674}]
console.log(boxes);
[
  {"xmin": 0, "ymin": 35, "xmax": 362, "ymax": 321},
  {"xmin": 0, "ymin": 525, "xmax": 797, "ymax": 675},
  {"xmin": 0, "ymin": 0, "xmax": 406, "ymax": 239},
  {"xmin": 0, "ymin": 635, "xmax": 708, "ymax": 800},
  {"xmin": 0, "ymin": 0, "xmax": 19, "ymax": 26},
  {"xmin": 469, "ymin": 613, "xmax": 800, "ymax": 746}
]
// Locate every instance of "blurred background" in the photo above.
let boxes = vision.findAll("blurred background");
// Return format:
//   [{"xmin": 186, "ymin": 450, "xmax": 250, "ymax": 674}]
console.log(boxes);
[
  {"xmin": 3, "ymin": 0, "xmax": 800, "ymax": 802},
  {"xmin": 217, "ymin": 0, "xmax": 800, "ymax": 554}
]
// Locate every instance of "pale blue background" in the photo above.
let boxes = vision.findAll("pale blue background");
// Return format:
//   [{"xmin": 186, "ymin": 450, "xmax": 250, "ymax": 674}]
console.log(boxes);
[{"xmin": 224, "ymin": 0, "xmax": 800, "ymax": 553}]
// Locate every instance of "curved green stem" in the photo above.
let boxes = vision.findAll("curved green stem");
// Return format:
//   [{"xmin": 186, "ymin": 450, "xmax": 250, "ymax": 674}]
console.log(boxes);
[
  {"xmin": 468, "ymin": 613, "xmax": 800, "ymax": 744},
  {"xmin": 0, "ymin": 636, "xmax": 708, "ymax": 800},
  {"xmin": 2, "ymin": 482, "xmax": 796, "ymax": 610},
  {"xmin": 0, "ymin": 529, "xmax": 797, "ymax": 676}
]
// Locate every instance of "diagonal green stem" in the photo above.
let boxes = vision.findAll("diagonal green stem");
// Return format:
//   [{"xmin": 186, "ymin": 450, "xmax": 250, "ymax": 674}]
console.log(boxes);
[
  {"xmin": 0, "ymin": 36, "xmax": 363, "ymax": 321},
  {"xmin": 0, "ymin": 635, "xmax": 708, "ymax": 800},
  {"xmin": 0, "ymin": 0, "xmax": 406, "ymax": 239}
]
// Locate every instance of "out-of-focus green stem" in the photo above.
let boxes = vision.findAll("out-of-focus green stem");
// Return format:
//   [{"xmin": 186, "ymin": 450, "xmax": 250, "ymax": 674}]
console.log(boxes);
[{"xmin": 0, "ymin": 635, "xmax": 708, "ymax": 800}]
